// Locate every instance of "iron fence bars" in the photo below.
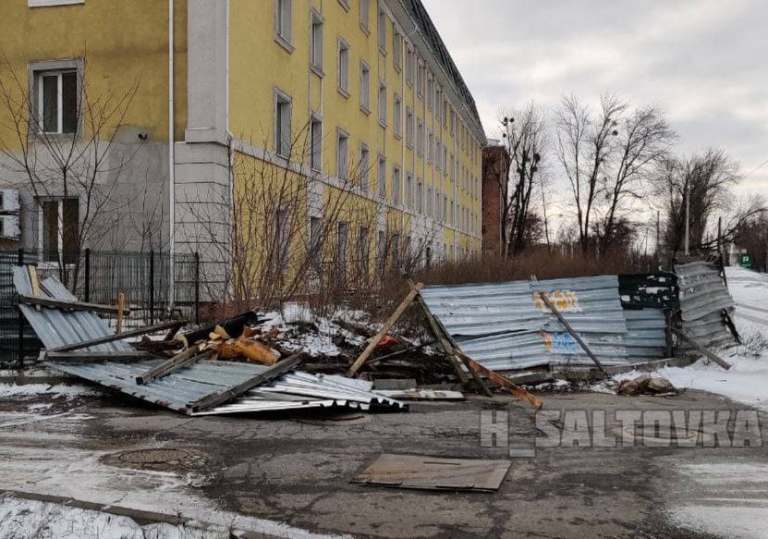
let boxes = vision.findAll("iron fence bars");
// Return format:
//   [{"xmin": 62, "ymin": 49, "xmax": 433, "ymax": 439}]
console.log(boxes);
[{"xmin": 0, "ymin": 248, "xmax": 200, "ymax": 368}]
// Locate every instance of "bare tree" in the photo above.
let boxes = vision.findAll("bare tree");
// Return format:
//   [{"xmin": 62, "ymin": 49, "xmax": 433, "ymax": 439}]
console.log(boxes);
[
  {"xmin": 597, "ymin": 106, "xmax": 675, "ymax": 252},
  {"xmin": 555, "ymin": 95, "xmax": 625, "ymax": 254},
  {"xmin": 499, "ymin": 103, "xmax": 546, "ymax": 256},
  {"xmin": 656, "ymin": 149, "xmax": 742, "ymax": 257},
  {"xmin": 0, "ymin": 53, "xmax": 140, "ymax": 288}
]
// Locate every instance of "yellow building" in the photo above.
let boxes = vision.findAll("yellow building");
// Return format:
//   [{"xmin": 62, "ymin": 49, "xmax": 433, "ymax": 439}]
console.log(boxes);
[{"xmin": 0, "ymin": 0, "xmax": 485, "ymax": 296}]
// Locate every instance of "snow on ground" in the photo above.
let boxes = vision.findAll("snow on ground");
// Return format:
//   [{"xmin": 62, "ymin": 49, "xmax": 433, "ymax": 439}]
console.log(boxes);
[
  {"xmin": 0, "ymin": 382, "xmax": 100, "ymax": 398},
  {"xmin": 604, "ymin": 266, "xmax": 768, "ymax": 411},
  {"xmin": 261, "ymin": 302, "xmax": 370, "ymax": 357}
]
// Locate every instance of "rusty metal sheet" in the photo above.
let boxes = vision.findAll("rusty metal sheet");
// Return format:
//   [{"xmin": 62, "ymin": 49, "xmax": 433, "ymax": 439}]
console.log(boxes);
[{"xmin": 352, "ymin": 453, "xmax": 510, "ymax": 492}]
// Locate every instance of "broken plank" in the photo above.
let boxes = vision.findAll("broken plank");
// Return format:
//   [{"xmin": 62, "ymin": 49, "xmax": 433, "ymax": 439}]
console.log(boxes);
[
  {"xmin": 190, "ymin": 352, "xmax": 306, "ymax": 412},
  {"xmin": 19, "ymin": 295, "xmax": 131, "ymax": 316},
  {"xmin": 672, "ymin": 328, "xmax": 732, "ymax": 370},
  {"xmin": 456, "ymin": 350, "xmax": 543, "ymax": 409},
  {"xmin": 537, "ymin": 291, "xmax": 607, "ymax": 375},
  {"xmin": 347, "ymin": 284, "xmax": 423, "ymax": 377},
  {"xmin": 47, "ymin": 320, "xmax": 186, "ymax": 353},
  {"xmin": 136, "ymin": 347, "xmax": 212, "ymax": 385}
]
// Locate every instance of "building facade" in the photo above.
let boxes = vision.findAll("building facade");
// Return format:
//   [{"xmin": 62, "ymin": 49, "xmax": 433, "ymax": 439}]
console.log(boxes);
[
  {"xmin": 0, "ymin": 0, "xmax": 485, "ymax": 295},
  {"xmin": 481, "ymin": 143, "xmax": 508, "ymax": 257}
]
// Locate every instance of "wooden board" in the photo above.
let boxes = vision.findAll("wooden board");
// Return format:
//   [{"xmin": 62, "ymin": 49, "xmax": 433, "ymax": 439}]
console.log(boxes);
[{"xmin": 352, "ymin": 453, "xmax": 510, "ymax": 492}]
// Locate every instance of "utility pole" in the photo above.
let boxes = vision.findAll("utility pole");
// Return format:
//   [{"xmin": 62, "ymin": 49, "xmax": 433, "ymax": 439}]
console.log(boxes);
[{"xmin": 684, "ymin": 180, "xmax": 690, "ymax": 256}]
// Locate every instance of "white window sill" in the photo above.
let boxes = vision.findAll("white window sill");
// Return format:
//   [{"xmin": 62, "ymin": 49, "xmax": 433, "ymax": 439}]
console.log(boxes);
[
  {"xmin": 274, "ymin": 35, "xmax": 295, "ymax": 54},
  {"xmin": 29, "ymin": 0, "xmax": 84, "ymax": 7}
]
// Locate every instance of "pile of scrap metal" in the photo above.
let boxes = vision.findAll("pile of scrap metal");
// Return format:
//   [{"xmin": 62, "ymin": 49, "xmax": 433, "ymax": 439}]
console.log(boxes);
[{"xmin": 12, "ymin": 266, "xmax": 406, "ymax": 416}]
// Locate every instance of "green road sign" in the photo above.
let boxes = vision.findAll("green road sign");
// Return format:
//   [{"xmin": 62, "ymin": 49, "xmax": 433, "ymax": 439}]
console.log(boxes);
[{"xmin": 739, "ymin": 254, "xmax": 753, "ymax": 269}]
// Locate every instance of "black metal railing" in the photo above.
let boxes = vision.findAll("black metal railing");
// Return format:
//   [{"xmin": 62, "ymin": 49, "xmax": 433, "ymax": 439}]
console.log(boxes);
[{"xmin": 0, "ymin": 249, "xmax": 200, "ymax": 368}]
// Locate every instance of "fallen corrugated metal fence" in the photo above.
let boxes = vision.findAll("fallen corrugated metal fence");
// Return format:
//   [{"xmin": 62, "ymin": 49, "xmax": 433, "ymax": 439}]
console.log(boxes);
[
  {"xmin": 675, "ymin": 261, "xmax": 737, "ymax": 348},
  {"xmin": 13, "ymin": 266, "xmax": 405, "ymax": 416}
]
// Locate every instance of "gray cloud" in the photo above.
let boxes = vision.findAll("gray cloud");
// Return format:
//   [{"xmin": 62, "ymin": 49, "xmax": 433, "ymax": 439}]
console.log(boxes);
[{"xmin": 422, "ymin": 0, "xmax": 768, "ymax": 192}]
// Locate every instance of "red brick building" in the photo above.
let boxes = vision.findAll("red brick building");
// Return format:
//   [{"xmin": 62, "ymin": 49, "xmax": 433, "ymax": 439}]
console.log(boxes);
[{"xmin": 481, "ymin": 144, "xmax": 510, "ymax": 257}]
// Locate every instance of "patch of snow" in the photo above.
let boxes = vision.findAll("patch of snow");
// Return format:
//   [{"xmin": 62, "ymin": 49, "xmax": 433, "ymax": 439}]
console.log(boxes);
[
  {"xmin": 668, "ymin": 463, "xmax": 768, "ymax": 539},
  {"xmin": 0, "ymin": 383, "xmax": 100, "ymax": 398}
]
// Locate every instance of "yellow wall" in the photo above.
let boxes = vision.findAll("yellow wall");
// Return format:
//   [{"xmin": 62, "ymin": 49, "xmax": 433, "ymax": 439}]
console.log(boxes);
[
  {"xmin": 0, "ymin": 0, "xmax": 187, "ymax": 143},
  {"xmin": 229, "ymin": 0, "xmax": 483, "ymax": 261}
]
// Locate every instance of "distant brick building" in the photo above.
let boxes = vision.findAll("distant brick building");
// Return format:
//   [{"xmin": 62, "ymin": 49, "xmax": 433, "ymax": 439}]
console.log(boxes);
[{"xmin": 481, "ymin": 144, "xmax": 509, "ymax": 257}]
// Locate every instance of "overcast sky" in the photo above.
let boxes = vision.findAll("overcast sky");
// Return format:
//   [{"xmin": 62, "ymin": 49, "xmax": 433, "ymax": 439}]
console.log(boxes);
[{"xmin": 422, "ymin": 0, "xmax": 767, "ymax": 199}]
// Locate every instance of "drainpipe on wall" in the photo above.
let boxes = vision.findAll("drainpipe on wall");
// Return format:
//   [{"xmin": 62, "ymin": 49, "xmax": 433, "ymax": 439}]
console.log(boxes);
[{"xmin": 168, "ymin": 0, "xmax": 176, "ymax": 310}]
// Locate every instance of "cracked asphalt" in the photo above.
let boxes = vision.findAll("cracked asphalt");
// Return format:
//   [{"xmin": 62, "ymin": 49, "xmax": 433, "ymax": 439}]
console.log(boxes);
[{"xmin": 1, "ymin": 383, "xmax": 766, "ymax": 538}]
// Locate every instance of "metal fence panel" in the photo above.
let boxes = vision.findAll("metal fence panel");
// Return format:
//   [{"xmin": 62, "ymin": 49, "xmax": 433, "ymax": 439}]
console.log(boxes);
[
  {"xmin": 624, "ymin": 308, "xmax": 668, "ymax": 359},
  {"xmin": 422, "ymin": 275, "xmax": 631, "ymax": 371},
  {"xmin": 675, "ymin": 261, "xmax": 736, "ymax": 348}
]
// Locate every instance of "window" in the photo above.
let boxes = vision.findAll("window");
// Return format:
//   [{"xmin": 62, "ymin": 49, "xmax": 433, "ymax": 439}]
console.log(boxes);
[
  {"xmin": 357, "ymin": 226, "xmax": 369, "ymax": 279},
  {"xmin": 40, "ymin": 197, "xmax": 78, "ymax": 263},
  {"xmin": 36, "ymin": 70, "xmax": 78, "ymax": 134},
  {"xmin": 310, "ymin": 115, "xmax": 322, "ymax": 172},
  {"xmin": 274, "ymin": 90, "xmax": 292, "ymax": 157},
  {"xmin": 274, "ymin": 208, "xmax": 291, "ymax": 271},
  {"xmin": 275, "ymin": 0, "xmax": 293, "ymax": 49},
  {"xmin": 337, "ymin": 129, "xmax": 349, "ymax": 179},
  {"xmin": 377, "ymin": 156, "xmax": 386, "ymax": 198},
  {"xmin": 405, "ymin": 107, "xmax": 414, "ymax": 148},
  {"xmin": 416, "ymin": 60, "xmax": 424, "ymax": 98},
  {"xmin": 416, "ymin": 180, "xmax": 423, "ymax": 213},
  {"xmin": 378, "ymin": 82, "xmax": 387, "ymax": 126},
  {"xmin": 392, "ymin": 166, "xmax": 401, "ymax": 205},
  {"xmin": 405, "ymin": 47, "xmax": 414, "ymax": 86},
  {"xmin": 336, "ymin": 221, "xmax": 348, "ymax": 285},
  {"xmin": 393, "ymin": 30, "xmax": 402, "ymax": 70},
  {"xmin": 309, "ymin": 216, "xmax": 323, "ymax": 274},
  {"xmin": 443, "ymin": 146, "xmax": 448, "ymax": 176},
  {"xmin": 377, "ymin": 7, "xmax": 386, "ymax": 52},
  {"xmin": 416, "ymin": 120, "xmax": 424, "ymax": 157},
  {"xmin": 359, "ymin": 0, "xmax": 370, "ymax": 32},
  {"xmin": 337, "ymin": 39, "xmax": 350, "ymax": 95},
  {"xmin": 359, "ymin": 144, "xmax": 370, "ymax": 192},
  {"xmin": 377, "ymin": 230, "xmax": 387, "ymax": 274},
  {"xmin": 359, "ymin": 61, "xmax": 370, "ymax": 112},
  {"xmin": 405, "ymin": 173, "xmax": 412, "ymax": 209},
  {"xmin": 427, "ymin": 132, "xmax": 433, "ymax": 162},
  {"xmin": 393, "ymin": 94, "xmax": 402, "ymax": 137},
  {"xmin": 310, "ymin": 11, "xmax": 323, "ymax": 73},
  {"xmin": 426, "ymin": 76, "xmax": 433, "ymax": 111}
]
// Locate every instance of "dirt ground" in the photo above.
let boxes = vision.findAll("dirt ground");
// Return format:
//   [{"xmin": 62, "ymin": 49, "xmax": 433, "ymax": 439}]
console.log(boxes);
[{"xmin": 1, "ymin": 381, "xmax": 766, "ymax": 538}]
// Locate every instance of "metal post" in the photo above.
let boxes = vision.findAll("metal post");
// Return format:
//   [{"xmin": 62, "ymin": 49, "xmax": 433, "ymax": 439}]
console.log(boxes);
[
  {"xmin": 684, "ymin": 181, "xmax": 690, "ymax": 256},
  {"xmin": 194, "ymin": 252, "xmax": 200, "ymax": 324},
  {"xmin": 149, "ymin": 250, "xmax": 155, "ymax": 325},
  {"xmin": 16, "ymin": 248, "xmax": 24, "ymax": 368},
  {"xmin": 84, "ymin": 248, "xmax": 91, "ymax": 303}
]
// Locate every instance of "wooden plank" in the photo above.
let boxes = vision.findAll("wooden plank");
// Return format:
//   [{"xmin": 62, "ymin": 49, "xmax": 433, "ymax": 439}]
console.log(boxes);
[
  {"xmin": 537, "ymin": 291, "xmax": 607, "ymax": 375},
  {"xmin": 672, "ymin": 328, "xmax": 732, "ymax": 370},
  {"xmin": 45, "ymin": 351, "xmax": 154, "ymax": 362},
  {"xmin": 19, "ymin": 295, "xmax": 131, "ymax": 316},
  {"xmin": 190, "ymin": 352, "xmax": 306, "ymax": 412},
  {"xmin": 347, "ymin": 285, "xmax": 423, "ymax": 377},
  {"xmin": 456, "ymin": 350, "xmax": 544, "ymax": 409},
  {"xmin": 136, "ymin": 346, "xmax": 211, "ymax": 385},
  {"xmin": 47, "ymin": 320, "xmax": 186, "ymax": 353},
  {"xmin": 27, "ymin": 266, "xmax": 41, "ymax": 297},
  {"xmin": 116, "ymin": 292, "xmax": 125, "ymax": 334}
]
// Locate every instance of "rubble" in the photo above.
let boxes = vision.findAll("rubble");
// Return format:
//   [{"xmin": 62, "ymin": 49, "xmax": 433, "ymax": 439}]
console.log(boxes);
[{"xmin": 616, "ymin": 375, "xmax": 679, "ymax": 396}]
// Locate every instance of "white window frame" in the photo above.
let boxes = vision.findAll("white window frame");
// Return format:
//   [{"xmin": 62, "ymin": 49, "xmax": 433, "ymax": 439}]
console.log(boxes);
[
  {"xmin": 310, "ymin": 114, "xmax": 322, "ymax": 172},
  {"xmin": 359, "ymin": 0, "xmax": 370, "ymax": 33},
  {"xmin": 336, "ymin": 128, "xmax": 349, "ymax": 180},
  {"xmin": 377, "ymin": 7, "xmax": 387, "ymax": 53},
  {"xmin": 359, "ymin": 61, "xmax": 371, "ymax": 113},
  {"xmin": 393, "ymin": 93, "xmax": 402, "ymax": 137},
  {"xmin": 378, "ymin": 81, "xmax": 387, "ymax": 127},
  {"xmin": 28, "ymin": 0, "xmax": 83, "ymax": 6},
  {"xmin": 274, "ymin": 0, "xmax": 294, "ymax": 52},
  {"xmin": 310, "ymin": 10, "xmax": 324, "ymax": 75},
  {"xmin": 37, "ymin": 196, "xmax": 79, "ymax": 266},
  {"xmin": 359, "ymin": 144, "xmax": 370, "ymax": 192},
  {"xmin": 35, "ymin": 70, "xmax": 78, "ymax": 135},
  {"xmin": 274, "ymin": 89, "xmax": 292, "ymax": 158},
  {"xmin": 337, "ymin": 38, "xmax": 350, "ymax": 97},
  {"xmin": 377, "ymin": 155, "xmax": 386, "ymax": 199}
]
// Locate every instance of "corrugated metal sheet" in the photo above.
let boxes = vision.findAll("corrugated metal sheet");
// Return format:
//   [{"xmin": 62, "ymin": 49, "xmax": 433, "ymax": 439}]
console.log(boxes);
[
  {"xmin": 422, "ymin": 275, "xmax": 630, "ymax": 371},
  {"xmin": 48, "ymin": 359, "xmax": 406, "ymax": 415},
  {"xmin": 675, "ymin": 261, "xmax": 736, "ymax": 348},
  {"xmin": 12, "ymin": 266, "xmax": 132, "ymax": 353},
  {"xmin": 624, "ymin": 309, "xmax": 668, "ymax": 359}
]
